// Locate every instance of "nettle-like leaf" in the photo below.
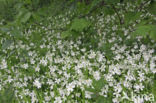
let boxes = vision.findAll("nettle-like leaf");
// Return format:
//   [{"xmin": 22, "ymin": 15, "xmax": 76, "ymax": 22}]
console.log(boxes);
[
  {"xmin": 16, "ymin": 8, "xmax": 31, "ymax": 23},
  {"xmin": 61, "ymin": 30, "xmax": 79, "ymax": 39},
  {"xmin": 61, "ymin": 30, "xmax": 73, "ymax": 38},
  {"xmin": 92, "ymin": 77, "xmax": 106, "ymax": 91},
  {"xmin": 133, "ymin": 25, "xmax": 156, "ymax": 41},
  {"xmin": 2, "ymin": 39, "xmax": 13, "ymax": 50},
  {"xmin": 124, "ymin": 12, "xmax": 141, "ymax": 25},
  {"xmin": 70, "ymin": 18, "xmax": 90, "ymax": 32},
  {"xmin": 85, "ymin": 77, "xmax": 107, "ymax": 99}
]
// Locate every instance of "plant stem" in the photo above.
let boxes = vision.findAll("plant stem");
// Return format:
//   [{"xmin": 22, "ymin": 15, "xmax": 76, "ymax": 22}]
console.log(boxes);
[{"xmin": 112, "ymin": 4, "xmax": 123, "ymax": 25}]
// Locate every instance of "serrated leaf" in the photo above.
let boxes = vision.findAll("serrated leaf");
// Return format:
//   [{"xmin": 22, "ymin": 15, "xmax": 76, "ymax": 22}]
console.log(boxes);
[
  {"xmin": 124, "ymin": 12, "xmax": 141, "ymax": 25},
  {"xmin": 61, "ymin": 31, "xmax": 73, "ymax": 38},
  {"xmin": 2, "ymin": 39, "xmax": 13, "ymax": 49},
  {"xmin": 93, "ymin": 77, "xmax": 106, "ymax": 91},
  {"xmin": 61, "ymin": 30, "xmax": 79, "ymax": 39},
  {"xmin": 133, "ymin": 26, "xmax": 150, "ymax": 37},
  {"xmin": 133, "ymin": 25, "xmax": 156, "ymax": 41},
  {"xmin": 70, "ymin": 18, "xmax": 90, "ymax": 32}
]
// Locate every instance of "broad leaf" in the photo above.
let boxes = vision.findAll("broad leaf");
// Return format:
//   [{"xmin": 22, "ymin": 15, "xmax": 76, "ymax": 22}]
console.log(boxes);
[
  {"xmin": 124, "ymin": 12, "xmax": 141, "ymax": 25},
  {"xmin": 61, "ymin": 31, "xmax": 73, "ymax": 38},
  {"xmin": 21, "ymin": 12, "xmax": 31, "ymax": 23},
  {"xmin": 70, "ymin": 18, "xmax": 90, "ymax": 32},
  {"xmin": 92, "ymin": 77, "xmax": 106, "ymax": 91},
  {"xmin": 10, "ymin": 28, "xmax": 23, "ymax": 38},
  {"xmin": 0, "ymin": 27, "xmax": 10, "ymax": 33},
  {"xmin": 61, "ymin": 30, "xmax": 79, "ymax": 39},
  {"xmin": 133, "ymin": 25, "xmax": 156, "ymax": 41},
  {"xmin": 2, "ymin": 39, "xmax": 13, "ymax": 49}
]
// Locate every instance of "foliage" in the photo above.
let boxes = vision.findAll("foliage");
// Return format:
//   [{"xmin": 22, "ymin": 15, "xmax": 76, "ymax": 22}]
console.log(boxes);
[
  {"xmin": 70, "ymin": 18, "xmax": 90, "ymax": 32},
  {"xmin": 133, "ymin": 25, "xmax": 156, "ymax": 41},
  {"xmin": 0, "ymin": 0, "xmax": 156, "ymax": 103},
  {"xmin": 0, "ymin": 85, "xmax": 17, "ymax": 103}
]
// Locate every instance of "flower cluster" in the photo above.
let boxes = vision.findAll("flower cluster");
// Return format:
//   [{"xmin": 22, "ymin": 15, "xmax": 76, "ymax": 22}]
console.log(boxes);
[{"xmin": 0, "ymin": 1, "xmax": 155, "ymax": 103}]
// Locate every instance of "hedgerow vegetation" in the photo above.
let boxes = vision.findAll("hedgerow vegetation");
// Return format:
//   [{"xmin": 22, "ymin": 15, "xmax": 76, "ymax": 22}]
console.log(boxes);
[{"xmin": 0, "ymin": 0, "xmax": 156, "ymax": 103}]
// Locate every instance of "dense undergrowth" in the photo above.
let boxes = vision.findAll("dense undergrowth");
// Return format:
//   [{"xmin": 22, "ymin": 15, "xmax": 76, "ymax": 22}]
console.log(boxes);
[{"xmin": 0, "ymin": 0, "xmax": 156, "ymax": 103}]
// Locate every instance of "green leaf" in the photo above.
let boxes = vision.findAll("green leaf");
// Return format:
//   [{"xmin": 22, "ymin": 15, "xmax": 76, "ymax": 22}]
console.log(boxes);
[
  {"xmin": 2, "ymin": 39, "xmax": 13, "ymax": 50},
  {"xmin": 85, "ymin": 87, "xmax": 96, "ymax": 93},
  {"xmin": 96, "ymin": 96, "xmax": 112, "ymax": 103},
  {"xmin": 148, "ymin": 1, "xmax": 156, "ymax": 15},
  {"xmin": 133, "ymin": 25, "xmax": 156, "ymax": 41},
  {"xmin": 92, "ymin": 77, "xmax": 106, "ymax": 91},
  {"xmin": 103, "ymin": 7, "xmax": 115, "ymax": 15},
  {"xmin": 10, "ymin": 28, "xmax": 23, "ymax": 38},
  {"xmin": 0, "ymin": 27, "xmax": 10, "ymax": 33},
  {"xmin": 61, "ymin": 30, "xmax": 79, "ymax": 39},
  {"xmin": 124, "ymin": 12, "xmax": 141, "ymax": 25},
  {"xmin": 32, "ymin": 13, "xmax": 42, "ymax": 22},
  {"xmin": 105, "ymin": 0, "xmax": 120, "ymax": 4},
  {"xmin": 70, "ymin": 18, "xmax": 90, "ymax": 32},
  {"xmin": 150, "ymin": 25, "xmax": 156, "ymax": 41},
  {"xmin": 153, "ymin": 74, "xmax": 156, "ymax": 100},
  {"xmin": 61, "ymin": 30, "xmax": 73, "ymax": 38},
  {"xmin": 21, "ymin": 12, "xmax": 31, "ymax": 23}
]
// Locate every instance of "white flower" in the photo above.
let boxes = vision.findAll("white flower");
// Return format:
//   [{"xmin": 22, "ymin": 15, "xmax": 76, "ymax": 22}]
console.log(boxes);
[
  {"xmin": 122, "ymin": 92, "xmax": 130, "ymax": 101},
  {"xmin": 50, "ymin": 92, "xmax": 54, "ymax": 97},
  {"xmin": 114, "ymin": 84, "xmax": 122, "ymax": 93},
  {"xmin": 85, "ymin": 91, "xmax": 93, "ymax": 99},
  {"xmin": 85, "ymin": 79, "xmax": 92, "ymax": 86},
  {"xmin": 112, "ymin": 97, "xmax": 119, "ymax": 103},
  {"xmin": 23, "ymin": 63, "xmax": 28, "ymax": 69},
  {"xmin": 88, "ymin": 51, "xmax": 96, "ymax": 59},
  {"xmin": 30, "ymin": 59, "xmax": 35, "ymax": 64},
  {"xmin": 31, "ymin": 91, "xmax": 38, "ymax": 103},
  {"xmin": 93, "ymin": 71, "xmax": 101, "ymax": 81},
  {"xmin": 40, "ymin": 58, "xmax": 48, "ymax": 66},
  {"xmin": 1, "ymin": 59, "xmax": 7, "ymax": 69},
  {"xmin": 134, "ymin": 83, "xmax": 144, "ymax": 92},
  {"xmin": 35, "ymin": 66, "xmax": 40, "ymax": 72},
  {"xmin": 66, "ymin": 82, "xmax": 75, "ymax": 92},
  {"xmin": 45, "ymin": 96, "xmax": 51, "ymax": 102},
  {"xmin": 33, "ymin": 79, "xmax": 41, "ymax": 89},
  {"xmin": 132, "ymin": 96, "xmax": 144, "ymax": 103},
  {"xmin": 54, "ymin": 97, "xmax": 62, "ymax": 103},
  {"xmin": 150, "ymin": 61, "xmax": 156, "ymax": 73}
]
